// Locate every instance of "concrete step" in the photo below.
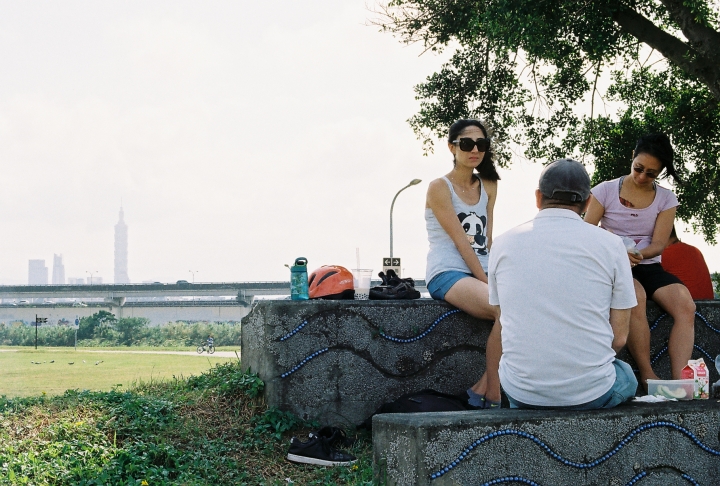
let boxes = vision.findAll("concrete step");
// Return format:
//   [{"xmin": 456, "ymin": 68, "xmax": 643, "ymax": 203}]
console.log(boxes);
[{"xmin": 373, "ymin": 400, "xmax": 720, "ymax": 485}]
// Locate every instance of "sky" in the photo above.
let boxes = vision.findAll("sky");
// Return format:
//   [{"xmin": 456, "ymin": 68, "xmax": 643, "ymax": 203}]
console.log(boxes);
[{"xmin": 0, "ymin": 1, "xmax": 717, "ymax": 285}]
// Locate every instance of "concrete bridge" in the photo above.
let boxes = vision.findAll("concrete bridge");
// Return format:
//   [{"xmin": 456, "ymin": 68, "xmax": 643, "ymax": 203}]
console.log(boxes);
[
  {"xmin": 0, "ymin": 281, "xmax": 292, "ymax": 304},
  {"xmin": 0, "ymin": 280, "xmax": 427, "ymax": 325},
  {"xmin": 0, "ymin": 279, "xmax": 428, "ymax": 307}
]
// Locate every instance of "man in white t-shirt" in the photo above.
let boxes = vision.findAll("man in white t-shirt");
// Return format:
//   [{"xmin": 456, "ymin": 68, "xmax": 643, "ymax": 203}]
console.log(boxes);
[{"xmin": 489, "ymin": 159, "xmax": 638, "ymax": 409}]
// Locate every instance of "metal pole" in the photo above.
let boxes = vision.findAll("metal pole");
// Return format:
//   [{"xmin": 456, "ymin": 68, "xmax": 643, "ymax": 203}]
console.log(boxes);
[
  {"xmin": 389, "ymin": 179, "xmax": 422, "ymax": 258},
  {"xmin": 35, "ymin": 314, "xmax": 38, "ymax": 350}
]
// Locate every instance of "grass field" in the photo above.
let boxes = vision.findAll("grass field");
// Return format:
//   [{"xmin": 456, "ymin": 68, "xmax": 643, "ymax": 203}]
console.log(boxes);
[{"xmin": 0, "ymin": 347, "xmax": 236, "ymax": 397}]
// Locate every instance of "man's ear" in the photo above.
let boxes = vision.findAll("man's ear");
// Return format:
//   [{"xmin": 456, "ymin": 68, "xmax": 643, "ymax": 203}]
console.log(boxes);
[{"xmin": 535, "ymin": 189, "xmax": 543, "ymax": 209}]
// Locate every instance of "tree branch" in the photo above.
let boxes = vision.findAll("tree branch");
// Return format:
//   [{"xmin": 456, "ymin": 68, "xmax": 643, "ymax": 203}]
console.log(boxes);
[
  {"xmin": 612, "ymin": 6, "xmax": 720, "ymax": 100},
  {"xmin": 659, "ymin": 0, "xmax": 720, "ymax": 64}
]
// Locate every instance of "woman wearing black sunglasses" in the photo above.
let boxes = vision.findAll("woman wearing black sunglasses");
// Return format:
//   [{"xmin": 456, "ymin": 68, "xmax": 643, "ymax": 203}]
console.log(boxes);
[
  {"xmin": 425, "ymin": 119, "xmax": 501, "ymax": 408},
  {"xmin": 585, "ymin": 133, "xmax": 695, "ymax": 385}
]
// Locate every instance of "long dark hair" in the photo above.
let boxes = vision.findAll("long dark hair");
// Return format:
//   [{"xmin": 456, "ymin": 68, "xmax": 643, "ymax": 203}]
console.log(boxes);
[
  {"xmin": 448, "ymin": 119, "xmax": 500, "ymax": 181},
  {"xmin": 633, "ymin": 133, "xmax": 681, "ymax": 183}
]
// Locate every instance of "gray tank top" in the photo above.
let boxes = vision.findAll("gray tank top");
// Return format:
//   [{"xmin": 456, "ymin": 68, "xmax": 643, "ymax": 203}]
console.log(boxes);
[{"xmin": 425, "ymin": 176, "xmax": 490, "ymax": 283}]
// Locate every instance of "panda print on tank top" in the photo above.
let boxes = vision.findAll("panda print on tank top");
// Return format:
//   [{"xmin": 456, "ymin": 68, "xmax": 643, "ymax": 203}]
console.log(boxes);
[{"xmin": 458, "ymin": 211, "xmax": 487, "ymax": 256}]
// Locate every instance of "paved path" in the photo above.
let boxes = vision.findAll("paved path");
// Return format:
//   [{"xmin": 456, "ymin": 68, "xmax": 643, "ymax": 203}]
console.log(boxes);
[
  {"xmin": 76, "ymin": 349, "xmax": 240, "ymax": 358},
  {"xmin": 0, "ymin": 348, "xmax": 240, "ymax": 358}
]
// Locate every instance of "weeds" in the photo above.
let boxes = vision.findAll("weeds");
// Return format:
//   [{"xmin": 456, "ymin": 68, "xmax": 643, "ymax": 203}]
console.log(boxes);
[{"xmin": 0, "ymin": 360, "xmax": 373, "ymax": 485}]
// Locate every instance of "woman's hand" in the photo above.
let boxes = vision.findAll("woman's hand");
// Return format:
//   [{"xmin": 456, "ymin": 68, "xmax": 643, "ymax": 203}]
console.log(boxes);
[{"xmin": 628, "ymin": 250, "xmax": 643, "ymax": 267}]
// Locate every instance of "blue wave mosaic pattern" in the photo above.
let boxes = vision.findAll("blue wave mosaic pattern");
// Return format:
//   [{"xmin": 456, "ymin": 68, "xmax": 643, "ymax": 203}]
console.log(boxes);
[
  {"xmin": 280, "ymin": 347, "xmax": 328, "ymax": 379},
  {"xmin": 379, "ymin": 309, "xmax": 461, "ymax": 343},
  {"xmin": 626, "ymin": 470, "xmax": 700, "ymax": 486},
  {"xmin": 474, "ymin": 470, "xmax": 700, "ymax": 486},
  {"xmin": 650, "ymin": 311, "xmax": 714, "ymax": 333},
  {"xmin": 278, "ymin": 308, "xmax": 462, "ymax": 344},
  {"xmin": 650, "ymin": 343, "xmax": 714, "ymax": 365},
  {"xmin": 643, "ymin": 311, "xmax": 714, "ymax": 367},
  {"xmin": 430, "ymin": 420, "xmax": 719, "ymax": 480},
  {"xmin": 478, "ymin": 478, "xmax": 540, "ymax": 485},
  {"xmin": 279, "ymin": 319, "xmax": 310, "ymax": 341},
  {"xmin": 277, "ymin": 308, "xmax": 465, "ymax": 378}
]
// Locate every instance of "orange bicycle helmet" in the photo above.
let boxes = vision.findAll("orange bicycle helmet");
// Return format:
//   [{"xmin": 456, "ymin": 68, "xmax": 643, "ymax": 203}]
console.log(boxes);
[{"xmin": 308, "ymin": 265, "xmax": 355, "ymax": 300}]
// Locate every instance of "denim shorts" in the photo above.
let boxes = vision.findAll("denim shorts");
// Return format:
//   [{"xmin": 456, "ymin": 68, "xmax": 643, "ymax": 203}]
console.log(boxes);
[
  {"xmin": 427, "ymin": 270, "xmax": 473, "ymax": 300},
  {"xmin": 505, "ymin": 359, "xmax": 638, "ymax": 410}
]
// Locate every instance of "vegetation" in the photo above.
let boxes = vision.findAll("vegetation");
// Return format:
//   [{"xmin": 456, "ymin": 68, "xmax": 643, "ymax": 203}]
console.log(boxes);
[
  {"xmin": 0, "ymin": 311, "xmax": 241, "ymax": 348},
  {"xmin": 0, "ymin": 361, "xmax": 373, "ymax": 485},
  {"xmin": 376, "ymin": 0, "xmax": 720, "ymax": 242},
  {"xmin": 0, "ymin": 348, "xmax": 234, "ymax": 398},
  {"xmin": 712, "ymin": 272, "xmax": 720, "ymax": 297}
]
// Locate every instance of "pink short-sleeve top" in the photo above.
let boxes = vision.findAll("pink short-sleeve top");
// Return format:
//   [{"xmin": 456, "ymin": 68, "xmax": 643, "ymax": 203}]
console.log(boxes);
[{"xmin": 591, "ymin": 177, "xmax": 678, "ymax": 265}]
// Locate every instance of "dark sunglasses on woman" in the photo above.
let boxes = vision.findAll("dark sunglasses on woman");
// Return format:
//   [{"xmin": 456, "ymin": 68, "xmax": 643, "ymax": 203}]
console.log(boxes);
[
  {"xmin": 453, "ymin": 137, "xmax": 491, "ymax": 152},
  {"xmin": 633, "ymin": 165, "xmax": 659, "ymax": 178}
]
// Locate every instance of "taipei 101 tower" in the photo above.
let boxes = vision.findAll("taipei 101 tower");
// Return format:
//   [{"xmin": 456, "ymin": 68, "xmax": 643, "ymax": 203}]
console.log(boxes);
[{"xmin": 114, "ymin": 207, "xmax": 130, "ymax": 284}]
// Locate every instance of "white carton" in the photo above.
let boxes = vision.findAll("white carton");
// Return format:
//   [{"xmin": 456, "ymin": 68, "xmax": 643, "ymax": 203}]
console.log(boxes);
[{"xmin": 681, "ymin": 358, "xmax": 709, "ymax": 399}]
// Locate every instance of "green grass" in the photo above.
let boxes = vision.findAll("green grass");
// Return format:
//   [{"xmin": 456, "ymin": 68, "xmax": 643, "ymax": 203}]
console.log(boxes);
[
  {"xmin": 0, "ymin": 361, "xmax": 374, "ymax": 485},
  {"xmin": 0, "ymin": 348, "xmax": 235, "ymax": 397}
]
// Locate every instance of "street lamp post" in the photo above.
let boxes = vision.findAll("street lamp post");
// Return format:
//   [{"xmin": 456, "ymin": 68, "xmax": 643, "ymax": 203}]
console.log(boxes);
[
  {"xmin": 86, "ymin": 271, "xmax": 98, "ymax": 285},
  {"xmin": 189, "ymin": 270, "xmax": 199, "ymax": 302},
  {"xmin": 390, "ymin": 179, "xmax": 422, "ymax": 258}
]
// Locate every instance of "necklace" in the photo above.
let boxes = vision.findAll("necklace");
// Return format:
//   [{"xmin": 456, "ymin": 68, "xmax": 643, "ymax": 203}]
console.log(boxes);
[{"xmin": 449, "ymin": 175, "xmax": 476, "ymax": 193}]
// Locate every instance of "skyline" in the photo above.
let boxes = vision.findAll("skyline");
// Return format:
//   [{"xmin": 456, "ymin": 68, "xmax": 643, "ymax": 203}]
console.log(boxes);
[{"xmin": 1, "ymin": 1, "xmax": 717, "ymax": 285}]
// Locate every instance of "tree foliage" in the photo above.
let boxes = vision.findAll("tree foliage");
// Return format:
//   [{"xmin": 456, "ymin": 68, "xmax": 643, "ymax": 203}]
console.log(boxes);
[{"xmin": 376, "ymin": 0, "xmax": 720, "ymax": 242}]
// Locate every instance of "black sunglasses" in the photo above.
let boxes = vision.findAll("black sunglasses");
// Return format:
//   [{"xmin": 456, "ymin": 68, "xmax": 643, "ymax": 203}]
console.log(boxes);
[
  {"xmin": 452, "ymin": 137, "xmax": 491, "ymax": 152},
  {"xmin": 633, "ymin": 165, "xmax": 659, "ymax": 179}
]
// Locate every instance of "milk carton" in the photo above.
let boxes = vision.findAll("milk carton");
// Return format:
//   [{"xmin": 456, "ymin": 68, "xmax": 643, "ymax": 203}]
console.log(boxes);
[{"xmin": 681, "ymin": 358, "xmax": 709, "ymax": 399}]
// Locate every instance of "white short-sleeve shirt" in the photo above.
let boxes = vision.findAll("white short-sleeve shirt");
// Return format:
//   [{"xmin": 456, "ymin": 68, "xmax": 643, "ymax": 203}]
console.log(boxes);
[{"xmin": 489, "ymin": 208, "xmax": 637, "ymax": 407}]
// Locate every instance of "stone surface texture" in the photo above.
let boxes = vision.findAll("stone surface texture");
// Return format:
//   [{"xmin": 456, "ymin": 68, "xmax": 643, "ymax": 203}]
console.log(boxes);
[
  {"xmin": 241, "ymin": 299, "xmax": 490, "ymax": 426},
  {"xmin": 373, "ymin": 401, "xmax": 720, "ymax": 485}
]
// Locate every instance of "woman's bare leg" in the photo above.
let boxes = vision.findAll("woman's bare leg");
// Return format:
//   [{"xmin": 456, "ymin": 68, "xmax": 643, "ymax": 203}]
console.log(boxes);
[
  {"xmin": 444, "ymin": 278, "xmax": 500, "ymax": 403},
  {"xmin": 651, "ymin": 284, "xmax": 696, "ymax": 379},
  {"xmin": 626, "ymin": 279, "xmax": 658, "ymax": 388}
]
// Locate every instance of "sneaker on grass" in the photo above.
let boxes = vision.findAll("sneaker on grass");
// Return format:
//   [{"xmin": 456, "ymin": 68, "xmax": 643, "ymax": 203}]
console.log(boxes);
[{"xmin": 286, "ymin": 435, "xmax": 357, "ymax": 466}]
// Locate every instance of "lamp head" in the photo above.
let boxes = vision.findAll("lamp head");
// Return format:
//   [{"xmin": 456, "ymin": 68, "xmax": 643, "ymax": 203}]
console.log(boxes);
[{"xmin": 409, "ymin": 179, "xmax": 422, "ymax": 186}]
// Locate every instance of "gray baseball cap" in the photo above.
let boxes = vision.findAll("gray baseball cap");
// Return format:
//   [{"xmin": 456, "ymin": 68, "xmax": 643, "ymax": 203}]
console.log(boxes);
[{"xmin": 538, "ymin": 158, "xmax": 591, "ymax": 202}]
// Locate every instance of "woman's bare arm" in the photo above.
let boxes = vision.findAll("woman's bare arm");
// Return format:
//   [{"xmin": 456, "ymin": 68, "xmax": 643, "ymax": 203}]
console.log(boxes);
[
  {"xmin": 640, "ymin": 207, "xmax": 676, "ymax": 259},
  {"xmin": 484, "ymin": 179, "xmax": 497, "ymax": 250},
  {"xmin": 583, "ymin": 195, "xmax": 604, "ymax": 225}
]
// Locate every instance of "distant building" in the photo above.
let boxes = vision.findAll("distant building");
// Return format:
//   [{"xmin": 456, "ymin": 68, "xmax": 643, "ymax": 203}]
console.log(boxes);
[
  {"xmin": 28, "ymin": 260, "xmax": 48, "ymax": 285},
  {"xmin": 114, "ymin": 207, "xmax": 130, "ymax": 284},
  {"xmin": 52, "ymin": 254, "xmax": 65, "ymax": 285},
  {"xmin": 67, "ymin": 277, "xmax": 85, "ymax": 285}
]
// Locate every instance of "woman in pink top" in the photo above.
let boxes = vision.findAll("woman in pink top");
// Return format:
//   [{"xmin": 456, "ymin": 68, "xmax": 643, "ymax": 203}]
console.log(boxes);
[{"xmin": 585, "ymin": 134, "xmax": 695, "ymax": 383}]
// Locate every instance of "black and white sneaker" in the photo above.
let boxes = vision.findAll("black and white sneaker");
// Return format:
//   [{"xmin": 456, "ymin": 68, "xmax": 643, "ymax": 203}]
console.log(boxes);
[{"xmin": 287, "ymin": 435, "xmax": 357, "ymax": 466}]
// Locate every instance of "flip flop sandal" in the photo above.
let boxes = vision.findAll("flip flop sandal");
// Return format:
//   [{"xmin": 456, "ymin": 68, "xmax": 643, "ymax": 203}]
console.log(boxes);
[
  {"xmin": 385, "ymin": 269, "xmax": 417, "ymax": 288},
  {"xmin": 369, "ymin": 282, "xmax": 420, "ymax": 300}
]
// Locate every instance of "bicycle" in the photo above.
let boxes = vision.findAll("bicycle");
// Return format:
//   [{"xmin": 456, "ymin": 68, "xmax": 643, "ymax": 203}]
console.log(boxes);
[{"xmin": 196, "ymin": 343, "xmax": 216, "ymax": 354}]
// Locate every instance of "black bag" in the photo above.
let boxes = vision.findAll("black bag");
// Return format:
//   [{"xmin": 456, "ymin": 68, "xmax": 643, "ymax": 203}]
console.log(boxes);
[{"xmin": 361, "ymin": 389, "xmax": 472, "ymax": 430}]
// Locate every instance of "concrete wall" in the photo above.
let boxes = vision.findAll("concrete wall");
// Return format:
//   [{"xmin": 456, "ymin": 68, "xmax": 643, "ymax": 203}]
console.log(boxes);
[
  {"xmin": 241, "ymin": 299, "xmax": 720, "ymax": 427},
  {"xmin": 241, "ymin": 299, "xmax": 489, "ymax": 427}
]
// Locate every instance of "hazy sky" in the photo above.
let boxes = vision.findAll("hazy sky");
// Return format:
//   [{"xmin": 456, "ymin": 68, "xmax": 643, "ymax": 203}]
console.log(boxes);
[{"xmin": 1, "ymin": 1, "xmax": 716, "ymax": 285}]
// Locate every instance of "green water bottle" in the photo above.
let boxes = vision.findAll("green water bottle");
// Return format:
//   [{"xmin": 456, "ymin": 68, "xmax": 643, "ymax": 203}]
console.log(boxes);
[{"xmin": 290, "ymin": 257, "xmax": 309, "ymax": 300}]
